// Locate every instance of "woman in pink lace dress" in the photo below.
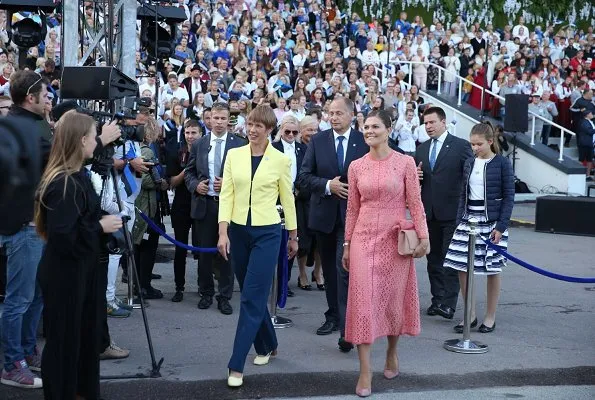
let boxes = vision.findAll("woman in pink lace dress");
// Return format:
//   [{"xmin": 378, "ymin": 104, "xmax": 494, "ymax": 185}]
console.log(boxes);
[{"xmin": 342, "ymin": 110, "xmax": 429, "ymax": 397}]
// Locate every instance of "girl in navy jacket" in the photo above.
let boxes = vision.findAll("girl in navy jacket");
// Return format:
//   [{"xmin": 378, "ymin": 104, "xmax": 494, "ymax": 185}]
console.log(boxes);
[{"xmin": 444, "ymin": 121, "xmax": 515, "ymax": 334}]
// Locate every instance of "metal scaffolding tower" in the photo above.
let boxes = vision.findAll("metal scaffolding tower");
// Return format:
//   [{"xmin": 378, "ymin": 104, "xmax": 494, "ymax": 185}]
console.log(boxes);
[{"xmin": 62, "ymin": 0, "xmax": 136, "ymax": 80}]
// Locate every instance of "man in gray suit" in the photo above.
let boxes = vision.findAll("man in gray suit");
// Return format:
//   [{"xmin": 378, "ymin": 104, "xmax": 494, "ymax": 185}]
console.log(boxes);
[
  {"xmin": 415, "ymin": 107, "xmax": 473, "ymax": 320},
  {"xmin": 185, "ymin": 102, "xmax": 247, "ymax": 314}
]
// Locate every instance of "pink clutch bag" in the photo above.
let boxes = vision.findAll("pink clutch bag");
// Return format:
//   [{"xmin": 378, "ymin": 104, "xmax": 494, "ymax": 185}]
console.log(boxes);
[{"xmin": 396, "ymin": 220, "xmax": 430, "ymax": 258}]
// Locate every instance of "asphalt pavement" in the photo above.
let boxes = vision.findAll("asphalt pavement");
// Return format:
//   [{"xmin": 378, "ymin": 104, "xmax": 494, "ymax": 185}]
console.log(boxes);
[{"xmin": 1, "ymin": 206, "xmax": 594, "ymax": 399}]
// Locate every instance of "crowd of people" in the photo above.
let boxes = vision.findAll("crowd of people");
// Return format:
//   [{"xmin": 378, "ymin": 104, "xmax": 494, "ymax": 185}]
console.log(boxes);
[{"xmin": 0, "ymin": 1, "xmax": 594, "ymax": 398}]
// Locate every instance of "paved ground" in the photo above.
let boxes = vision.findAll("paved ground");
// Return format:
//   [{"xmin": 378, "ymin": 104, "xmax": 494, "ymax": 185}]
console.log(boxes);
[{"xmin": 1, "ymin": 209, "xmax": 594, "ymax": 399}]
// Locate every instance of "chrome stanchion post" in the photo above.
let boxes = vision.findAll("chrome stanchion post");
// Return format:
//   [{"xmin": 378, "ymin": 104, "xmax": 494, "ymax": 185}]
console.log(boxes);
[
  {"xmin": 444, "ymin": 218, "xmax": 489, "ymax": 354},
  {"xmin": 270, "ymin": 205, "xmax": 293, "ymax": 329}
]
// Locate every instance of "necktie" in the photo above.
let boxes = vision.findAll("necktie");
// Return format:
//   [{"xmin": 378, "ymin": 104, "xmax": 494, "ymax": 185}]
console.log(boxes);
[
  {"xmin": 214, "ymin": 138, "xmax": 223, "ymax": 177},
  {"xmin": 337, "ymin": 136, "xmax": 345, "ymax": 173},
  {"xmin": 429, "ymin": 138, "xmax": 438, "ymax": 171}
]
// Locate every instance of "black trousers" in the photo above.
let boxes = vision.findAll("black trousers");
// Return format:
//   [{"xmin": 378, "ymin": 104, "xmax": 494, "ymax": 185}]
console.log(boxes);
[
  {"xmin": 39, "ymin": 259, "xmax": 101, "ymax": 400},
  {"xmin": 98, "ymin": 251, "xmax": 111, "ymax": 352},
  {"xmin": 135, "ymin": 209, "xmax": 162, "ymax": 290},
  {"xmin": 195, "ymin": 198, "xmax": 233, "ymax": 299},
  {"xmin": 426, "ymin": 218, "xmax": 459, "ymax": 309},
  {"xmin": 171, "ymin": 194, "xmax": 194, "ymax": 292},
  {"xmin": 316, "ymin": 222, "xmax": 349, "ymax": 336}
]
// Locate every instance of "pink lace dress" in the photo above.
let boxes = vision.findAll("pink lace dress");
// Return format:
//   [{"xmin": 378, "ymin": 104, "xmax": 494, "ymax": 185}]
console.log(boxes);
[{"xmin": 344, "ymin": 152, "xmax": 428, "ymax": 345}]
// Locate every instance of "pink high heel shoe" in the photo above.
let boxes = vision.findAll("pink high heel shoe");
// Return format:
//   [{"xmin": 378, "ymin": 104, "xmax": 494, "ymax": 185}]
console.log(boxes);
[{"xmin": 383, "ymin": 369, "xmax": 400, "ymax": 379}]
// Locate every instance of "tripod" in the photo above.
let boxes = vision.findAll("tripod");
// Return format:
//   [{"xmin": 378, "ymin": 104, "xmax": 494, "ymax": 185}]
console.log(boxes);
[{"xmin": 98, "ymin": 162, "xmax": 163, "ymax": 379}]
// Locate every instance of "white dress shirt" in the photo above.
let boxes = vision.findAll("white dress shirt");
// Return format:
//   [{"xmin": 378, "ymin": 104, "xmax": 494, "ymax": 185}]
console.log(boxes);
[
  {"xmin": 207, "ymin": 132, "xmax": 227, "ymax": 197},
  {"xmin": 429, "ymin": 131, "xmax": 449, "ymax": 160},
  {"xmin": 281, "ymin": 139, "xmax": 297, "ymax": 187},
  {"xmin": 189, "ymin": 78, "xmax": 203, "ymax": 99},
  {"xmin": 325, "ymin": 129, "xmax": 351, "ymax": 195}
]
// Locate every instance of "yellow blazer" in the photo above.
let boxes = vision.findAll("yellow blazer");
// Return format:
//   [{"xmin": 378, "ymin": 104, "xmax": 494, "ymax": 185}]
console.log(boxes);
[{"xmin": 218, "ymin": 143, "xmax": 297, "ymax": 230}]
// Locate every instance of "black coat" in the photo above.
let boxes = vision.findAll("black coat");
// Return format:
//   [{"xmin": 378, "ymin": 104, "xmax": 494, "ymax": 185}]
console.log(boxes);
[
  {"xmin": 297, "ymin": 129, "xmax": 368, "ymax": 233},
  {"xmin": 577, "ymin": 118, "xmax": 595, "ymax": 148},
  {"xmin": 457, "ymin": 155, "xmax": 515, "ymax": 233},
  {"xmin": 415, "ymin": 132, "xmax": 474, "ymax": 221}
]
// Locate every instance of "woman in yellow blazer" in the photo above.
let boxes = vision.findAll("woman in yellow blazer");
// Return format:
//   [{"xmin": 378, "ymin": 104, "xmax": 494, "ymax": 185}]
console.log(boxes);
[{"xmin": 217, "ymin": 105, "xmax": 298, "ymax": 388}]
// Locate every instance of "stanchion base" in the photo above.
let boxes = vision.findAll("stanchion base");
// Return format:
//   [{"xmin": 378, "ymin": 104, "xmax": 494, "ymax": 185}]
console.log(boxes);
[
  {"xmin": 271, "ymin": 315, "xmax": 293, "ymax": 329},
  {"xmin": 443, "ymin": 338, "xmax": 489, "ymax": 354}
]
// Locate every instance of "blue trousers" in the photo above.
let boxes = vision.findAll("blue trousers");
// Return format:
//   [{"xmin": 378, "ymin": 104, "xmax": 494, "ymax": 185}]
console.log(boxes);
[
  {"xmin": 0, "ymin": 226, "xmax": 44, "ymax": 370},
  {"xmin": 228, "ymin": 223, "xmax": 281, "ymax": 373}
]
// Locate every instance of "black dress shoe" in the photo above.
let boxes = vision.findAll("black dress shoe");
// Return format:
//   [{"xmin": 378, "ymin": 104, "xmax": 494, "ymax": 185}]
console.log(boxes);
[
  {"xmin": 454, "ymin": 318, "xmax": 478, "ymax": 333},
  {"xmin": 297, "ymin": 277, "xmax": 312, "ymax": 290},
  {"xmin": 436, "ymin": 305, "xmax": 455, "ymax": 320},
  {"xmin": 217, "ymin": 297, "xmax": 233, "ymax": 315},
  {"xmin": 312, "ymin": 272, "xmax": 325, "ymax": 290},
  {"xmin": 426, "ymin": 304, "xmax": 440, "ymax": 316},
  {"xmin": 478, "ymin": 322, "xmax": 496, "ymax": 333},
  {"xmin": 198, "ymin": 295, "xmax": 213, "ymax": 309},
  {"xmin": 316, "ymin": 320, "xmax": 338, "ymax": 335},
  {"xmin": 338, "ymin": 337, "xmax": 354, "ymax": 353},
  {"xmin": 287, "ymin": 289, "xmax": 295, "ymax": 297},
  {"xmin": 171, "ymin": 291, "xmax": 184, "ymax": 303},
  {"xmin": 151, "ymin": 273, "xmax": 162, "ymax": 280},
  {"xmin": 142, "ymin": 286, "xmax": 163, "ymax": 300}
]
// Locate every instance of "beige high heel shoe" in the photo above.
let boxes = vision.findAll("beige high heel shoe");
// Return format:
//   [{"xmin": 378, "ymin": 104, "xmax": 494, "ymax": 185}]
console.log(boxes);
[
  {"xmin": 227, "ymin": 369, "xmax": 243, "ymax": 388},
  {"xmin": 253, "ymin": 349, "xmax": 278, "ymax": 366}
]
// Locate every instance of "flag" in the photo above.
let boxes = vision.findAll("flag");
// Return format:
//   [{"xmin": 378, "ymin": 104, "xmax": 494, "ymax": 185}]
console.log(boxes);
[{"xmin": 121, "ymin": 145, "xmax": 138, "ymax": 197}]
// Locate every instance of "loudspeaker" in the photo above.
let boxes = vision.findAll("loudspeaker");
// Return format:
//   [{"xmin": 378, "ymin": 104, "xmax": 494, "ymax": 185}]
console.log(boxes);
[
  {"xmin": 535, "ymin": 195, "xmax": 595, "ymax": 236},
  {"xmin": 504, "ymin": 94, "xmax": 529, "ymax": 132},
  {"xmin": 60, "ymin": 67, "xmax": 138, "ymax": 100},
  {"xmin": 137, "ymin": 5, "xmax": 187, "ymax": 25}
]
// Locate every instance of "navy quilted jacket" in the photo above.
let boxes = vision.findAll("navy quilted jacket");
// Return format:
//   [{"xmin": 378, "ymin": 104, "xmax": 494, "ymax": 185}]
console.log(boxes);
[{"xmin": 456, "ymin": 154, "xmax": 515, "ymax": 233}]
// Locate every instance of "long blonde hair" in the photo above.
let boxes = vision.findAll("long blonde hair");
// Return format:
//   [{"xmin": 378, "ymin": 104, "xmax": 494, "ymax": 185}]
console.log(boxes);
[{"xmin": 34, "ymin": 110, "xmax": 96, "ymax": 240}]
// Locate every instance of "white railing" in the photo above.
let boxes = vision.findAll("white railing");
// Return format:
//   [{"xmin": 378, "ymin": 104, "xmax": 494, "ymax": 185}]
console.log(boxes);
[{"xmin": 393, "ymin": 60, "xmax": 575, "ymax": 162}]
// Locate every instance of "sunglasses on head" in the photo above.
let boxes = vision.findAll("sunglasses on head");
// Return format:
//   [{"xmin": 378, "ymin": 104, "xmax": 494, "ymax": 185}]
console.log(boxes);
[{"xmin": 284, "ymin": 129, "xmax": 298, "ymax": 135}]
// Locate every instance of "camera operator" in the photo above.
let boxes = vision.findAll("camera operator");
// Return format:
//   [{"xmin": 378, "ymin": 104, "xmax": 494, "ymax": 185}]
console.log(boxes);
[
  {"xmin": 34, "ymin": 110, "xmax": 123, "ymax": 400},
  {"xmin": 111, "ymin": 108, "xmax": 153, "ymax": 293},
  {"xmin": 131, "ymin": 117, "xmax": 168, "ymax": 299}
]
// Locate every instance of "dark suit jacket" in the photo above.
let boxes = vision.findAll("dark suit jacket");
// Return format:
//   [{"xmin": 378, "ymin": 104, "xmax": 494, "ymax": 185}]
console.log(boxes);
[
  {"xmin": 272, "ymin": 140, "xmax": 306, "ymax": 186},
  {"xmin": 184, "ymin": 132, "xmax": 247, "ymax": 220},
  {"xmin": 297, "ymin": 129, "xmax": 368, "ymax": 234},
  {"xmin": 414, "ymin": 132, "xmax": 473, "ymax": 221}
]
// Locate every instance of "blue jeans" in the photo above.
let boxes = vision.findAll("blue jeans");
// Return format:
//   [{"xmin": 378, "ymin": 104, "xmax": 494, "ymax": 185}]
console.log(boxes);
[{"xmin": 0, "ymin": 226, "xmax": 44, "ymax": 370}]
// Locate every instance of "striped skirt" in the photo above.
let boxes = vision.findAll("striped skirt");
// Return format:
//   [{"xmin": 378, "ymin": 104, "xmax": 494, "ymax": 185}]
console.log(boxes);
[{"xmin": 444, "ymin": 201, "xmax": 508, "ymax": 275}]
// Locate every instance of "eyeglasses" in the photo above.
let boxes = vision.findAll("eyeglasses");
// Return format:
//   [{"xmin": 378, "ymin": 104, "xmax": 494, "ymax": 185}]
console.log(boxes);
[
  {"xmin": 284, "ymin": 129, "xmax": 298, "ymax": 135},
  {"xmin": 26, "ymin": 76, "xmax": 43, "ymax": 96}
]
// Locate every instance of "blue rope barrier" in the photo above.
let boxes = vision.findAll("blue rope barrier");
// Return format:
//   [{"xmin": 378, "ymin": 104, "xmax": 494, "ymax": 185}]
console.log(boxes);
[
  {"xmin": 480, "ymin": 236, "xmax": 595, "ymax": 283},
  {"xmin": 137, "ymin": 210, "xmax": 218, "ymax": 254}
]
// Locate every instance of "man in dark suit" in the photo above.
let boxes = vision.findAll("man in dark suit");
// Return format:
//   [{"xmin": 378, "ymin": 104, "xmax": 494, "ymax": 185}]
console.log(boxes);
[
  {"xmin": 415, "ymin": 106, "xmax": 473, "ymax": 320},
  {"xmin": 297, "ymin": 97, "xmax": 368, "ymax": 352},
  {"xmin": 272, "ymin": 118, "xmax": 306, "ymax": 297},
  {"xmin": 185, "ymin": 102, "xmax": 247, "ymax": 314}
]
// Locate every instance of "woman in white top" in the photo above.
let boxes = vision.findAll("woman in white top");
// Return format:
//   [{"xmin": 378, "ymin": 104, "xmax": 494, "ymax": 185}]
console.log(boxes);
[{"xmin": 442, "ymin": 47, "xmax": 461, "ymax": 97}]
